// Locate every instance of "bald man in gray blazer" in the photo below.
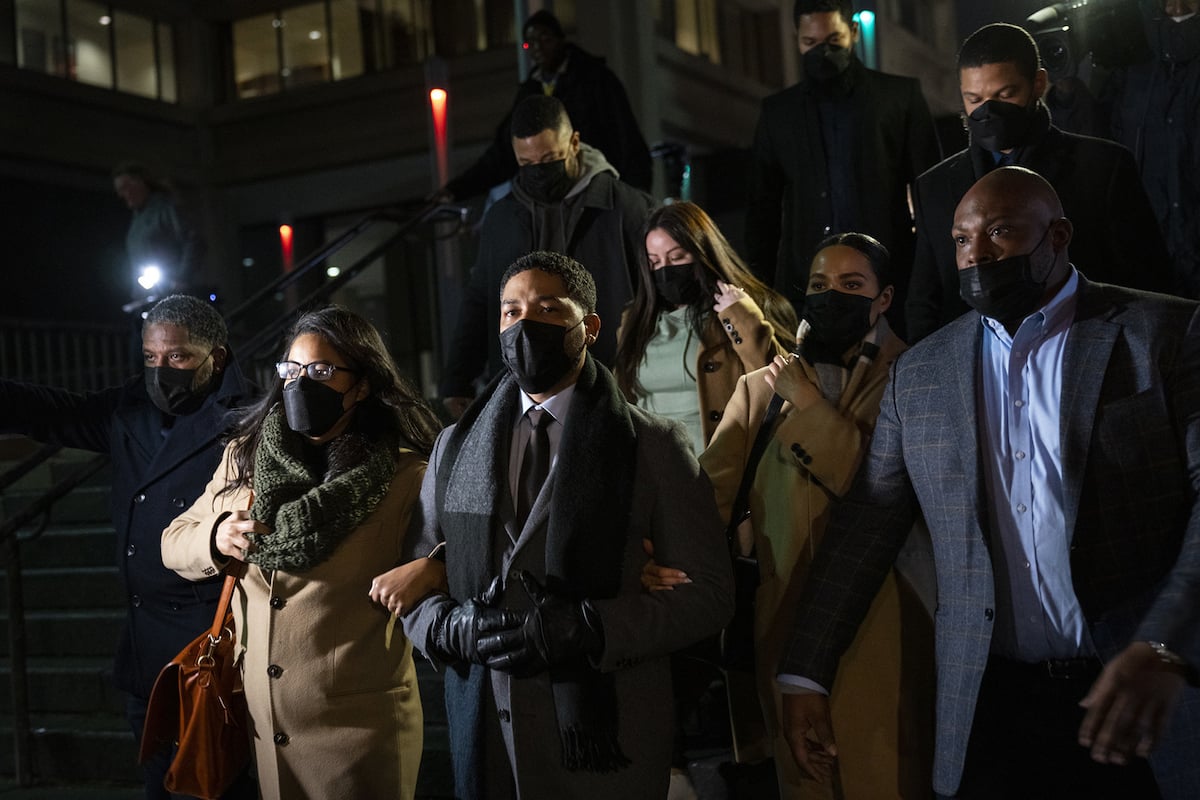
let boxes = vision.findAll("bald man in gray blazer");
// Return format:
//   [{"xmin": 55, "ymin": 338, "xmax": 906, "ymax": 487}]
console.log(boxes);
[{"xmin": 778, "ymin": 167, "xmax": 1200, "ymax": 800}]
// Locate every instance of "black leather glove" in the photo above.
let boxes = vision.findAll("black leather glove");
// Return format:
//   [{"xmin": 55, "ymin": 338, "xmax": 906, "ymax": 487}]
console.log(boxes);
[
  {"xmin": 478, "ymin": 570, "xmax": 606, "ymax": 676},
  {"xmin": 430, "ymin": 577, "xmax": 525, "ymax": 665}
]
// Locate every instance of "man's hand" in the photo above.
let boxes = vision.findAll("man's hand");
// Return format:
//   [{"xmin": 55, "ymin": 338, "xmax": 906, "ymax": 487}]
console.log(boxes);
[
  {"xmin": 479, "ymin": 571, "xmax": 605, "ymax": 676},
  {"xmin": 369, "ymin": 557, "xmax": 448, "ymax": 616},
  {"xmin": 640, "ymin": 538, "xmax": 690, "ymax": 591},
  {"xmin": 1078, "ymin": 642, "xmax": 1187, "ymax": 764},
  {"xmin": 764, "ymin": 354, "xmax": 823, "ymax": 412},
  {"xmin": 782, "ymin": 691, "xmax": 839, "ymax": 782},
  {"xmin": 214, "ymin": 510, "xmax": 271, "ymax": 559},
  {"xmin": 431, "ymin": 577, "xmax": 524, "ymax": 665}
]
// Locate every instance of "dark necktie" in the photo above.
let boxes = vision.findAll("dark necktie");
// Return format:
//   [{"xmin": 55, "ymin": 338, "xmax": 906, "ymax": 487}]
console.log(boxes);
[{"xmin": 516, "ymin": 408, "xmax": 553, "ymax": 525}]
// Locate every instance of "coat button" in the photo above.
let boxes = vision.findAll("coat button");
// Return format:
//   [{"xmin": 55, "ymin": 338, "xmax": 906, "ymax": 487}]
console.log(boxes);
[
  {"xmin": 133, "ymin": 493, "xmax": 146, "ymax": 504},
  {"xmin": 733, "ymin": 336, "xmax": 743, "ymax": 344},
  {"xmin": 984, "ymin": 608, "xmax": 994, "ymax": 621},
  {"xmin": 172, "ymin": 497, "xmax": 186, "ymax": 508},
  {"xmin": 273, "ymin": 732, "xmax": 289, "ymax": 746},
  {"xmin": 702, "ymin": 361, "xmax": 718, "ymax": 372},
  {"xmin": 131, "ymin": 594, "xmax": 142, "ymax": 608},
  {"xmin": 267, "ymin": 664, "xmax": 283, "ymax": 678},
  {"xmin": 126, "ymin": 544, "xmax": 136, "ymax": 557},
  {"xmin": 170, "ymin": 602, "xmax": 181, "ymax": 611},
  {"xmin": 708, "ymin": 410, "xmax": 721, "ymax": 422},
  {"xmin": 498, "ymin": 708, "xmax": 511, "ymax": 722},
  {"xmin": 269, "ymin": 596, "xmax": 286, "ymax": 610}
]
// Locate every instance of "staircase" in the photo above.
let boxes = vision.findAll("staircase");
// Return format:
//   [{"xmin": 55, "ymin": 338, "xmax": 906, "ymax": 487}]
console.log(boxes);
[{"xmin": 0, "ymin": 441, "xmax": 453, "ymax": 798}]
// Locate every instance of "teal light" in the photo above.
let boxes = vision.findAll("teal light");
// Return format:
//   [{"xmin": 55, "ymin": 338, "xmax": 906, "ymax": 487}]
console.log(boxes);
[{"xmin": 853, "ymin": 9, "xmax": 878, "ymax": 70}]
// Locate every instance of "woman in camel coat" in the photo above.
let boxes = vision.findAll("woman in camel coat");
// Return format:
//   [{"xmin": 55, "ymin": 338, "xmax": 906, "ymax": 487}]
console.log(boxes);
[
  {"xmin": 698, "ymin": 234, "xmax": 934, "ymax": 799},
  {"xmin": 162, "ymin": 307, "xmax": 444, "ymax": 800}
]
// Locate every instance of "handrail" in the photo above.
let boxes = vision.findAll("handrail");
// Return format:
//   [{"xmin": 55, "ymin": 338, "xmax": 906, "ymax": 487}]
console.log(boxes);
[
  {"xmin": 231, "ymin": 201, "xmax": 467, "ymax": 364},
  {"xmin": 0, "ymin": 443, "xmax": 62, "ymax": 496},
  {"xmin": 225, "ymin": 200, "xmax": 466, "ymax": 329},
  {"xmin": 1, "ymin": 451, "xmax": 110, "ymax": 787}
]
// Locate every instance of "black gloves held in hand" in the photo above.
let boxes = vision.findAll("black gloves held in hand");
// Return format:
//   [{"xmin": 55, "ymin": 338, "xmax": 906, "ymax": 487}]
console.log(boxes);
[
  {"xmin": 477, "ymin": 570, "xmax": 605, "ymax": 677},
  {"xmin": 430, "ymin": 577, "xmax": 524, "ymax": 665}
]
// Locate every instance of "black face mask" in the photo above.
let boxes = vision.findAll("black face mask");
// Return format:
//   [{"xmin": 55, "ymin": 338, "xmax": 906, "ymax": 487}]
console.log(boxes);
[
  {"xmin": 958, "ymin": 226, "xmax": 1055, "ymax": 325},
  {"xmin": 518, "ymin": 159, "xmax": 574, "ymax": 204},
  {"xmin": 652, "ymin": 263, "xmax": 706, "ymax": 307},
  {"xmin": 967, "ymin": 99, "xmax": 1037, "ymax": 152},
  {"xmin": 803, "ymin": 43, "xmax": 853, "ymax": 83},
  {"xmin": 500, "ymin": 318, "xmax": 584, "ymax": 395},
  {"xmin": 145, "ymin": 362, "xmax": 211, "ymax": 416},
  {"xmin": 282, "ymin": 377, "xmax": 353, "ymax": 438},
  {"xmin": 802, "ymin": 289, "xmax": 876, "ymax": 355}
]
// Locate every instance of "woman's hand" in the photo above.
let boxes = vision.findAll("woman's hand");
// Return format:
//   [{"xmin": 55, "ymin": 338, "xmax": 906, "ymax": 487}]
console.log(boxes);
[
  {"xmin": 640, "ymin": 538, "xmax": 691, "ymax": 592},
  {"xmin": 764, "ymin": 354, "xmax": 823, "ymax": 412},
  {"xmin": 214, "ymin": 510, "xmax": 272, "ymax": 560},
  {"xmin": 713, "ymin": 280, "xmax": 746, "ymax": 313},
  {"xmin": 370, "ymin": 558, "xmax": 449, "ymax": 616}
]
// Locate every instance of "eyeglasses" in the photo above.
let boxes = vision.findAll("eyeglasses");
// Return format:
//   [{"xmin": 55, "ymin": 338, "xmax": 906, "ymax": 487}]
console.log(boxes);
[{"xmin": 274, "ymin": 360, "xmax": 356, "ymax": 382}]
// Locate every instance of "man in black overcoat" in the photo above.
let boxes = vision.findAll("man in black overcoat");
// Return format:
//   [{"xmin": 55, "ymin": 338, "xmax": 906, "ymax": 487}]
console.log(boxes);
[
  {"xmin": 746, "ymin": 0, "xmax": 941, "ymax": 335},
  {"xmin": 0, "ymin": 295, "xmax": 252, "ymax": 799},
  {"xmin": 905, "ymin": 23, "xmax": 1175, "ymax": 342}
]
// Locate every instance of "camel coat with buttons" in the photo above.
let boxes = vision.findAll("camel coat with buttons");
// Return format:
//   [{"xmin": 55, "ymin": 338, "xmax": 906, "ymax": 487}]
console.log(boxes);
[
  {"xmin": 162, "ymin": 444, "xmax": 425, "ymax": 800},
  {"xmin": 700, "ymin": 319, "xmax": 934, "ymax": 799},
  {"xmin": 621, "ymin": 296, "xmax": 788, "ymax": 447}
]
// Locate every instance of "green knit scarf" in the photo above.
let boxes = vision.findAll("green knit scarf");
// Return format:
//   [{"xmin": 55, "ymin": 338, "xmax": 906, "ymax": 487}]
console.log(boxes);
[{"xmin": 246, "ymin": 407, "xmax": 399, "ymax": 572}]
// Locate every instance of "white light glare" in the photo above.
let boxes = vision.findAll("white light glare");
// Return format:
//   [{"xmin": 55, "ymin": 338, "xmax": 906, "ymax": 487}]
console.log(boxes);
[{"xmin": 137, "ymin": 265, "xmax": 162, "ymax": 290}]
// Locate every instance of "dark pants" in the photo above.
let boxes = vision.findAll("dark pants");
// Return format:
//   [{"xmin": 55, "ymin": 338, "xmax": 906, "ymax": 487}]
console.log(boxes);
[
  {"xmin": 126, "ymin": 693, "xmax": 257, "ymax": 800},
  {"xmin": 941, "ymin": 657, "xmax": 1160, "ymax": 800}
]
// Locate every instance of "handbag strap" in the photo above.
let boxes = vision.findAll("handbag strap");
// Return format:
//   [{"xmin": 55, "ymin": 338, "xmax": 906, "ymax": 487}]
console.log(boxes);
[
  {"xmin": 206, "ymin": 490, "xmax": 252, "ymax": 639},
  {"xmin": 724, "ymin": 391, "xmax": 786, "ymax": 546}
]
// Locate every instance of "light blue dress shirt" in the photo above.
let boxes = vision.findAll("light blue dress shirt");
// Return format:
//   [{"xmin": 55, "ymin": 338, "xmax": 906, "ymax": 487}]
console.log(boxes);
[{"xmin": 978, "ymin": 267, "xmax": 1092, "ymax": 661}]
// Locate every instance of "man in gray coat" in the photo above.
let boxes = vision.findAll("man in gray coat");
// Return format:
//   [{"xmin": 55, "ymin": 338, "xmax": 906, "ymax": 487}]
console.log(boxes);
[
  {"xmin": 778, "ymin": 167, "xmax": 1200, "ymax": 799},
  {"xmin": 403, "ymin": 251, "xmax": 734, "ymax": 799}
]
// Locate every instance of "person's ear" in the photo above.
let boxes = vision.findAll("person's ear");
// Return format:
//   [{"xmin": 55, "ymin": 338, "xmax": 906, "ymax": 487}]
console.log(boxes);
[
  {"xmin": 874, "ymin": 285, "xmax": 895, "ymax": 316},
  {"xmin": 1050, "ymin": 217, "xmax": 1073, "ymax": 252},
  {"xmin": 583, "ymin": 313, "xmax": 601, "ymax": 345},
  {"xmin": 353, "ymin": 376, "xmax": 371, "ymax": 403},
  {"xmin": 848, "ymin": 19, "xmax": 861, "ymax": 44},
  {"xmin": 211, "ymin": 346, "xmax": 228, "ymax": 373},
  {"xmin": 1033, "ymin": 67, "xmax": 1050, "ymax": 100}
]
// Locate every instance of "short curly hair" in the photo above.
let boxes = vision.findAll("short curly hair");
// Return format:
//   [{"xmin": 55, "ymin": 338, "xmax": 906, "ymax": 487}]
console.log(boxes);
[
  {"xmin": 143, "ymin": 294, "xmax": 228, "ymax": 349},
  {"xmin": 500, "ymin": 251, "xmax": 597, "ymax": 314}
]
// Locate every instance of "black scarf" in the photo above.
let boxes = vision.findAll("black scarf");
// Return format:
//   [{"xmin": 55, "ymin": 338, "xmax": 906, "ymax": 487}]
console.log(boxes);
[
  {"xmin": 436, "ymin": 355, "xmax": 636, "ymax": 785},
  {"xmin": 247, "ymin": 404, "xmax": 400, "ymax": 572}
]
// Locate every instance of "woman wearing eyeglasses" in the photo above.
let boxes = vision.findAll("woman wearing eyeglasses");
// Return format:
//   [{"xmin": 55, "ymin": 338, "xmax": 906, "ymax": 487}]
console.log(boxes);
[{"xmin": 162, "ymin": 306, "xmax": 444, "ymax": 800}]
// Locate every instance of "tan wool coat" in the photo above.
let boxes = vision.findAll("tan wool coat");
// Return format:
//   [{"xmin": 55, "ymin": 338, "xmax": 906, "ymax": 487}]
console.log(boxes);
[
  {"xmin": 162, "ymin": 443, "xmax": 426, "ymax": 800},
  {"xmin": 700, "ymin": 319, "xmax": 934, "ymax": 799}
]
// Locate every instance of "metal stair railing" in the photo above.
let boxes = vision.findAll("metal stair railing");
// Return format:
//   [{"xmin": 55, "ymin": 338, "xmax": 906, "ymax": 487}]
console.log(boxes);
[{"xmin": 1, "ymin": 452, "xmax": 111, "ymax": 787}]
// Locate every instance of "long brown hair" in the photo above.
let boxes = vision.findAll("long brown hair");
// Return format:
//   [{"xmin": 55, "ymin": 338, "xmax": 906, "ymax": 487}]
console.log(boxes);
[
  {"xmin": 613, "ymin": 201, "xmax": 796, "ymax": 402},
  {"xmin": 224, "ymin": 306, "xmax": 442, "ymax": 491}
]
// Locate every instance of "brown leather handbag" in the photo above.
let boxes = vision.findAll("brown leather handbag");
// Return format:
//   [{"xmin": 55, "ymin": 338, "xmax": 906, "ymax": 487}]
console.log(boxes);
[{"xmin": 139, "ymin": 566, "xmax": 251, "ymax": 799}]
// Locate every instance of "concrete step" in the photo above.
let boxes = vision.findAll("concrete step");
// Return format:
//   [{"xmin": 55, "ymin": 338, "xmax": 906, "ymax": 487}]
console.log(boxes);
[
  {"xmin": 2, "ymin": 565, "xmax": 123, "ymax": 610},
  {"xmin": 0, "ymin": 608, "xmax": 124, "ymax": 658},
  {"xmin": 0, "ymin": 713, "xmax": 139, "ymax": 785},
  {"xmin": 14, "ymin": 525, "xmax": 115, "ymax": 570},
  {"xmin": 0, "ymin": 657, "xmax": 123, "ymax": 716}
]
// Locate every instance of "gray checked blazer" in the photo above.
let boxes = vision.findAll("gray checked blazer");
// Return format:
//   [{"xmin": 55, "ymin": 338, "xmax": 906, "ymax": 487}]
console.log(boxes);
[{"xmin": 778, "ymin": 277, "xmax": 1200, "ymax": 797}]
